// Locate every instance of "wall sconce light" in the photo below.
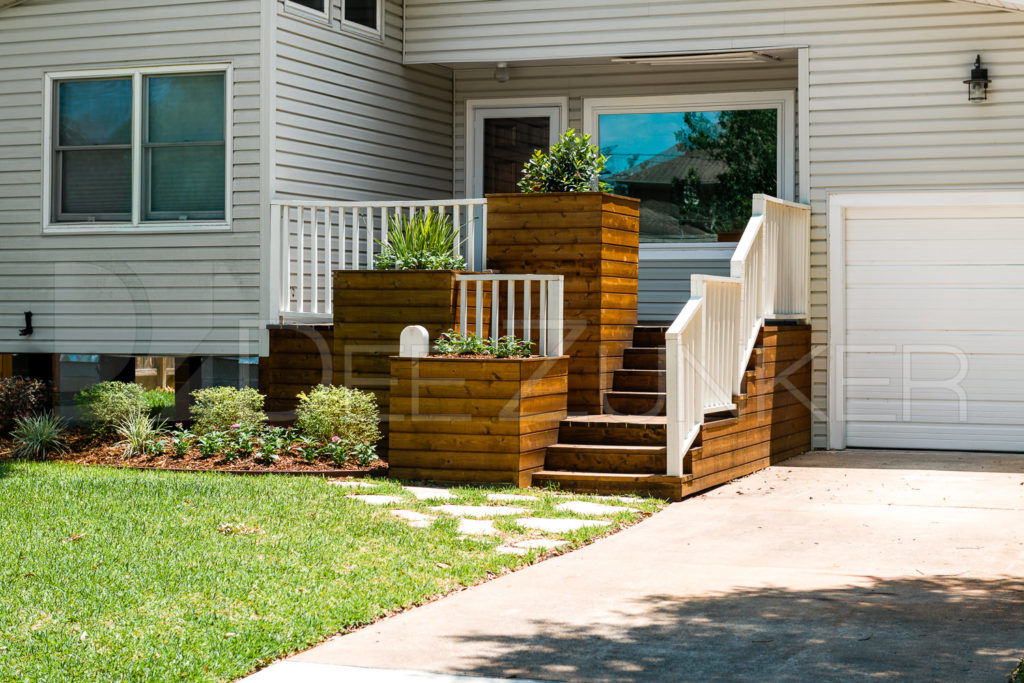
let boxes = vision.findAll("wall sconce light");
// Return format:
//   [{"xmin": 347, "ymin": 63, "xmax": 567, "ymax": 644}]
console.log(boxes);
[
  {"xmin": 964, "ymin": 55, "xmax": 990, "ymax": 103},
  {"xmin": 493, "ymin": 62, "xmax": 510, "ymax": 83}
]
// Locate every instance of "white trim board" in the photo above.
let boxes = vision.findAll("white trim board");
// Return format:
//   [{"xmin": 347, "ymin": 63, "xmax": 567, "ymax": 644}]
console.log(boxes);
[
  {"xmin": 826, "ymin": 189, "xmax": 1024, "ymax": 450},
  {"xmin": 464, "ymin": 97, "xmax": 568, "ymax": 198}
]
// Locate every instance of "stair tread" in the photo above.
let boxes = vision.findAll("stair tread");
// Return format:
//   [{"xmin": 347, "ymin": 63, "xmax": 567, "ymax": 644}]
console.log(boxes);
[
  {"xmin": 562, "ymin": 414, "xmax": 667, "ymax": 426},
  {"xmin": 547, "ymin": 443, "xmax": 666, "ymax": 454},
  {"xmin": 616, "ymin": 368, "xmax": 666, "ymax": 374},
  {"xmin": 605, "ymin": 390, "xmax": 666, "ymax": 397},
  {"xmin": 534, "ymin": 470, "xmax": 691, "ymax": 483}
]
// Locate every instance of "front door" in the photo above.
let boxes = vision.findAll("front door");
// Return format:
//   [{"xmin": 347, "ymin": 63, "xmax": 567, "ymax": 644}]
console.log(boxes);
[{"xmin": 467, "ymin": 101, "xmax": 565, "ymax": 197}]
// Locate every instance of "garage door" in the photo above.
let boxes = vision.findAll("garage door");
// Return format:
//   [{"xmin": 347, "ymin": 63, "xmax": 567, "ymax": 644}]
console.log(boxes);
[{"xmin": 838, "ymin": 198, "xmax": 1024, "ymax": 452}]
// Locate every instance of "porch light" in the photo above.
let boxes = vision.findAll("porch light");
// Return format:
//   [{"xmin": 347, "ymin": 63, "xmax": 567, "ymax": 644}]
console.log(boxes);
[
  {"xmin": 494, "ymin": 62, "xmax": 510, "ymax": 83},
  {"xmin": 964, "ymin": 55, "xmax": 990, "ymax": 102}
]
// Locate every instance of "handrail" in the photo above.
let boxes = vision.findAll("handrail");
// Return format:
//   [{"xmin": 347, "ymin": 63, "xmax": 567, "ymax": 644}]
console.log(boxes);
[
  {"xmin": 272, "ymin": 198, "xmax": 489, "ymax": 319},
  {"xmin": 665, "ymin": 194, "xmax": 811, "ymax": 475},
  {"xmin": 455, "ymin": 273, "xmax": 564, "ymax": 357}
]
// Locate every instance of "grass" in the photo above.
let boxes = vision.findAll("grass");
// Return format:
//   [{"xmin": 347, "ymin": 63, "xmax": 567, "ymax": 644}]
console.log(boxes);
[{"xmin": 0, "ymin": 461, "xmax": 664, "ymax": 682}]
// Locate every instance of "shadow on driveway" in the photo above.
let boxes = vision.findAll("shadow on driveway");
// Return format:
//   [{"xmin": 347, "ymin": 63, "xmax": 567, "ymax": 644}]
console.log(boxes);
[{"xmin": 451, "ymin": 575, "xmax": 1024, "ymax": 682}]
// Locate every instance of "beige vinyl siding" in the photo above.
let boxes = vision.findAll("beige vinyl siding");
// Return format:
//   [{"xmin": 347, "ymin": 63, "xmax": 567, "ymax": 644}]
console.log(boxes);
[
  {"xmin": 0, "ymin": 0, "xmax": 263, "ymax": 357},
  {"xmin": 273, "ymin": 0, "xmax": 453, "ymax": 201},
  {"xmin": 434, "ymin": 0, "xmax": 1024, "ymax": 447}
]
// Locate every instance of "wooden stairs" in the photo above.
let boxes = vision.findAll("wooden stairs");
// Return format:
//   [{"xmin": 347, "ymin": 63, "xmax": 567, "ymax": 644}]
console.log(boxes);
[{"xmin": 532, "ymin": 323, "xmax": 812, "ymax": 501}]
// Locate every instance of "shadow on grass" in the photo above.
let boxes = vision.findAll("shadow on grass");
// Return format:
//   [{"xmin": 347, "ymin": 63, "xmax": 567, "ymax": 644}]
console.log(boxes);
[{"xmin": 450, "ymin": 575, "xmax": 1024, "ymax": 682}]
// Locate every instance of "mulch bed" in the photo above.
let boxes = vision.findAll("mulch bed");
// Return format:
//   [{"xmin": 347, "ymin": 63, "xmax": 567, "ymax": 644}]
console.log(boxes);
[{"xmin": 0, "ymin": 428, "xmax": 388, "ymax": 477}]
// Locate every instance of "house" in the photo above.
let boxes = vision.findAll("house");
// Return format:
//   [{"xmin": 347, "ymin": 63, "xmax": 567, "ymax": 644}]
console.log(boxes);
[{"xmin": 2, "ymin": 0, "xmax": 1023, "ymax": 463}]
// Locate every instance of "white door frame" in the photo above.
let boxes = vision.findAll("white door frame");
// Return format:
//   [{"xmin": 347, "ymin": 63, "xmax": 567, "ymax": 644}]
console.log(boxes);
[
  {"xmin": 464, "ymin": 97, "xmax": 568, "ymax": 198},
  {"xmin": 826, "ymin": 189, "xmax": 1024, "ymax": 450}
]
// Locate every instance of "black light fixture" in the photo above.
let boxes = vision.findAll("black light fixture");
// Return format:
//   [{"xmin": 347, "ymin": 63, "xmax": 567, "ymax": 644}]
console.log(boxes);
[{"xmin": 964, "ymin": 55, "xmax": 991, "ymax": 103}]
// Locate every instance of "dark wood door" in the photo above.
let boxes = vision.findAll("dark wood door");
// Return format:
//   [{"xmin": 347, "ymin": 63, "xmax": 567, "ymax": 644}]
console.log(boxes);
[{"xmin": 483, "ymin": 117, "xmax": 550, "ymax": 194}]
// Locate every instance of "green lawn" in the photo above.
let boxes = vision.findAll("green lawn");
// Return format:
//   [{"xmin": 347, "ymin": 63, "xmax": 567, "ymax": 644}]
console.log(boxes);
[{"xmin": 0, "ymin": 461, "xmax": 662, "ymax": 682}]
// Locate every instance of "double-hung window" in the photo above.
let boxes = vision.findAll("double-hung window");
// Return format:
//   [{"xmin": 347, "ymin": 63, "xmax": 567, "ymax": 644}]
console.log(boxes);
[{"xmin": 47, "ymin": 65, "xmax": 230, "ymax": 230}]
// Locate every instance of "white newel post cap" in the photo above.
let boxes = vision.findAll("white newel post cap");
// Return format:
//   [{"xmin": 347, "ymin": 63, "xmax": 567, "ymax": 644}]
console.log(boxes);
[{"xmin": 400, "ymin": 325, "xmax": 430, "ymax": 358}]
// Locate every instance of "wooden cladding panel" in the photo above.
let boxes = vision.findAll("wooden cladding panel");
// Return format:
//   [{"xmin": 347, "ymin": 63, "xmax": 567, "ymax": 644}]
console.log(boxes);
[
  {"xmin": 0, "ymin": 354, "xmax": 11, "ymax": 380},
  {"xmin": 259, "ymin": 325, "xmax": 334, "ymax": 415},
  {"xmin": 486, "ymin": 192, "xmax": 640, "ymax": 414},
  {"xmin": 389, "ymin": 356, "xmax": 568, "ymax": 484}
]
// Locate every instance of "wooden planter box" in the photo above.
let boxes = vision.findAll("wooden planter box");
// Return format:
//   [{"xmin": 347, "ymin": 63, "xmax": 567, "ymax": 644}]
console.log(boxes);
[
  {"xmin": 486, "ymin": 192, "xmax": 640, "ymax": 414},
  {"xmin": 388, "ymin": 355, "xmax": 569, "ymax": 486},
  {"xmin": 332, "ymin": 270, "xmax": 490, "ymax": 453}
]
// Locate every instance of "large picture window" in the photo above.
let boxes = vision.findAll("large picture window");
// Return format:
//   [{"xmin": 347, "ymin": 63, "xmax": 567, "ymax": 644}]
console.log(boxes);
[
  {"xmin": 47, "ymin": 66, "xmax": 229, "ymax": 230},
  {"xmin": 584, "ymin": 92, "xmax": 794, "ymax": 243}
]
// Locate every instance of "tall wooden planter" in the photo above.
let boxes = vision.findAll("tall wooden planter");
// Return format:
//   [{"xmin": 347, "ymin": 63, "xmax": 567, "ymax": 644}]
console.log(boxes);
[
  {"xmin": 389, "ymin": 355, "xmax": 569, "ymax": 486},
  {"xmin": 486, "ymin": 192, "xmax": 640, "ymax": 414},
  {"xmin": 332, "ymin": 270, "xmax": 489, "ymax": 452}
]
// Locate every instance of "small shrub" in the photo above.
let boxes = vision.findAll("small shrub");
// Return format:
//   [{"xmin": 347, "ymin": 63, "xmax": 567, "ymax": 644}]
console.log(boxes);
[
  {"xmin": 294, "ymin": 385, "xmax": 381, "ymax": 449},
  {"xmin": 432, "ymin": 330, "xmax": 535, "ymax": 358},
  {"xmin": 10, "ymin": 413, "xmax": 68, "ymax": 459},
  {"xmin": 115, "ymin": 409, "xmax": 167, "ymax": 458},
  {"xmin": 321, "ymin": 436, "xmax": 347, "ymax": 467},
  {"xmin": 0, "ymin": 376, "xmax": 54, "ymax": 434},
  {"xmin": 195, "ymin": 430, "xmax": 224, "ymax": 458},
  {"xmin": 518, "ymin": 129, "xmax": 609, "ymax": 194},
  {"xmin": 224, "ymin": 423, "xmax": 258, "ymax": 462},
  {"xmin": 76, "ymin": 382, "xmax": 147, "ymax": 435},
  {"xmin": 1011, "ymin": 657, "xmax": 1024, "ymax": 683},
  {"xmin": 189, "ymin": 386, "xmax": 266, "ymax": 435},
  {"xmin": 294, "ymin": 435, "xmax": 320, "ymax": 464},
  {"xmin": 169, "ymin": 424, "xmax": 193, "ymax": 458},
  {"xmin": 259, "ymin": 426, "xmax": 293, "ymax": 459},
  {"xmin": 351, "ymin": 442, "xmax": 379, "ymax": 467},
  {"xmin": 373, "ymin": 211, "xmax": 467, "ymax": 271}
]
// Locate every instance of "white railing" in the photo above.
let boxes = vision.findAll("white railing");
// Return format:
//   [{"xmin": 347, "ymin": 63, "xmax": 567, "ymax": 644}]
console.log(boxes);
[
  {"xmin": 665, "ymin": 195, "xmax": 810, "ymax": 476},
  {"xmin": 456, "ymin": 274, "xmax": 564, "ymax": 357},
  {"xmin": 272, "ymin": 198, "xmax": 488, "ymax": 320}
]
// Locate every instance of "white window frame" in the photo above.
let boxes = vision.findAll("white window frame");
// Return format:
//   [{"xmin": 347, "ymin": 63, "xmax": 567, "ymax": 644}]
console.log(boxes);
[
  {"xmin": 464, "ymin": 97, "xmax": 568, "ymax": 198},
  {"xmin": 42, "ymin": 63, "xmax": 233, "ymax": 235},
  {"xmin": 582, "ymin": 90, "xmax": 796, "ymax": 252},
  {"xmin": 341, "ymin": 0, "xmax": 384, "ymax": 38},
  {"xmin": 284, "ymin": 0, "xmax": 330, "ymax": 22}
]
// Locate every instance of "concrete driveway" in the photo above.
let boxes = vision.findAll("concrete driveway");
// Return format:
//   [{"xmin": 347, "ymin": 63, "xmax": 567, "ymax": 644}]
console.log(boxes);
[{"xmin": 253, "ymin": 450, "xmax": 1024, "ymax": 682}]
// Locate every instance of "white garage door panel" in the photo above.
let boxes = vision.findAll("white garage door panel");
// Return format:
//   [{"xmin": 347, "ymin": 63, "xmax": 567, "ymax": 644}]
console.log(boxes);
[
  {"xmin": 846, "ymin": 264, "xmax": 1024, "ymax": 287},
  {"xmin": 840, "ymin": 197, "xmax": 1024, "ymax": 453},
  {"xmin": 847, "ymin": 399, "xmax": 1024, "ymax": 424},
  {"xmin": 846, "ymin": 424, "xmax": 1024, "ymax": 451}
]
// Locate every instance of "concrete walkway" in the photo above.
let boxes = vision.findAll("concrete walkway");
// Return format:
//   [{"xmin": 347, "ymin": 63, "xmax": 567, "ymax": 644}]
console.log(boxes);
[{"xmin": 252, "ymin": 450, "xmax": 1024, "ymax": 682}]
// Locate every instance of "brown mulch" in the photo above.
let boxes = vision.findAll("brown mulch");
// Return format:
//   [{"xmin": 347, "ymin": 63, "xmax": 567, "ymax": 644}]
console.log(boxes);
[{"xmin": 0, "ymin": 428, "xmax": 388, "ymax": 476}]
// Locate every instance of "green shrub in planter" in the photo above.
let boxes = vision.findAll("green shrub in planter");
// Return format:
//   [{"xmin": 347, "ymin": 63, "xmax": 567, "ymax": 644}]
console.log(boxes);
[
  {"xmin": 294, "ymin": 385, "xmax": 380, "ymax": 449},
  {"xmin": 518, "ymin": 129, "xmax": 609, "ymax": 194},
  {"xmin": 115, "ymin": 408, "xmax": 168, "ymax": 458},
  {"xmin": 0, "ymin": 376, "xmax": 54, "ymax": 434},
  {"xmin": 75, "ymin": 381, "xmax": 148, "ymax": 435},
  {"xmin": 189, "ymin": 386, "xmax": 267, "ymax": 435},
  {"xmin": 373, "ymin": 210, "xmax": 467, "ymax": 271}
]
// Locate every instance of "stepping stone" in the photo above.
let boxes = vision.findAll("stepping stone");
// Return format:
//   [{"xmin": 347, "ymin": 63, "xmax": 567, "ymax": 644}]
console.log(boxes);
[
  {"xmin": 391, "ymin": 510, "xmax": 433, "ymax": 528},
  {"xmin": 404, "ymin": 486, "xmax": 455, "ymax": 501},
  {"xmin": 495, "ymin": 546, "xmax": 528, "ymax": 556},
  {"xmin": 517, "ymin": 518, "xmax": 612, "ymax": 534},
  {"xmin": 556, "ymin": 501, "xmax": 638, "ymax": 515},
  {"xmin": 487, "ymin": 493, "xmax": 537, "ymax": 503},
  {"xmin": 430, "ymin": 505, "xmax": 526, "ymax": 518},
  {"xmin": 457, "ymin": 519, "xmax": 499, "ymax": 536},
  {"xmin": 350, "ymin": 495, "xmax": 403, "ymax": 506},
  {"xmin": 513, "ymin": 539, "xmax": 569, "ymax": 550},
  {"xmin": 329, "ymin": 480, "xmax": 373, "ymax": 488},
  {"xmin": 610, "ymin": 496, "xmax": 644, "ymax": 504}
]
